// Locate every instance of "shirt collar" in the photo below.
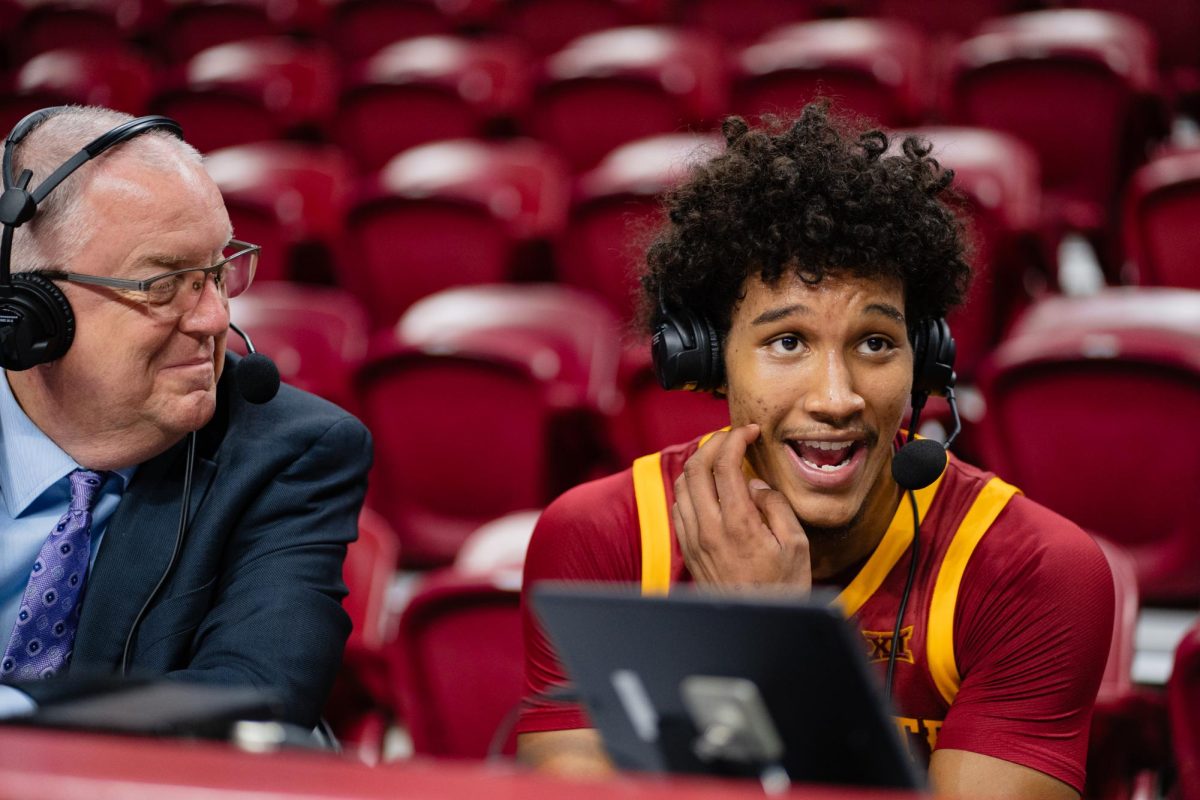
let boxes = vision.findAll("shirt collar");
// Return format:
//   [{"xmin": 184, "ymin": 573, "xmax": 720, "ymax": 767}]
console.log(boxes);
[{"xmin": 0, "ymin": 372, "xmax": 134, "ymax": 517}]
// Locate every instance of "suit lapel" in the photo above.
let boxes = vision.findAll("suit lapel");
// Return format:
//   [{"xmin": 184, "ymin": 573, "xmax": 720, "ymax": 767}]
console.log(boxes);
[{"xmin": 72, "ymin": 438, "xmax": 219, "ymax": 669}]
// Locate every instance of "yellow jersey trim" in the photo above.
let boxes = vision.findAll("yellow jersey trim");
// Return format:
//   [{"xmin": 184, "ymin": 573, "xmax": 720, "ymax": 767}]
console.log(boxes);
[
  {"xmin": 634, "ymin": 430, "xmax": 724, "ymax": 595},
  {"xmin": 831, "ymin": 463, "xmax": 947, "ymax": 618},
  {"xmin": 926, "ymin": 476, "xmax": 1022, "ymax": 705}
]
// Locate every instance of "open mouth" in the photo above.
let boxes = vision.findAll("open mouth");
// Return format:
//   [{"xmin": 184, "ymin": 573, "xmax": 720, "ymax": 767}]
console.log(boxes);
[{"xmin": 788, "ymin": 439, "xmax": 864, "ymax": 472}]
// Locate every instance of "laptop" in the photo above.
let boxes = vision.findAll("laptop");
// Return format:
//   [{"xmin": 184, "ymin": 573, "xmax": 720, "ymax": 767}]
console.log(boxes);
[{"xmin": 532, "ymin": 583, "xmax": 923, "ymax": 790}]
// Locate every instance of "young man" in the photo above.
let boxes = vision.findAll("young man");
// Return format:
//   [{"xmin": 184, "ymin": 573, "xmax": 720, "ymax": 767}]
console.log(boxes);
[{"xmin": 517, "ymin": 105, "xmax": 1114, "ymax": 799}]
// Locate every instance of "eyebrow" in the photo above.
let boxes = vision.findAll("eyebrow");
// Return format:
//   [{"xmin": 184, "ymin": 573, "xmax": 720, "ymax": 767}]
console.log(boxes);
[{"xmin": 750, "ymin": 301, "xmax": 906, "ymax": 326}]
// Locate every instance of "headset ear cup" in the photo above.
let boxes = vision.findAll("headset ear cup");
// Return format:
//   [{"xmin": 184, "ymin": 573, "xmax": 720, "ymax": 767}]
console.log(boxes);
[
  {"xmin": 651, "ymin": 306, "xmax": 723, "ymax": 392},
  {"xmin": 910, "ymin": 317, "xmax": 955, "ymax": 399},
  {"xmin": 0, "ymin": 273, "xmax": 74, "ymax": 370}
]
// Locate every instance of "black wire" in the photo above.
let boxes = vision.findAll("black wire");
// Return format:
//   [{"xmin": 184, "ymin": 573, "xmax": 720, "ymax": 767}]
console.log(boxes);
[
  {"xmin": 885, "ymin": 489, "xmax": 921, "ymax": 704},
  {"xmin": 121, "ymin": 430, "xmax": 195, "ymax": 675}
]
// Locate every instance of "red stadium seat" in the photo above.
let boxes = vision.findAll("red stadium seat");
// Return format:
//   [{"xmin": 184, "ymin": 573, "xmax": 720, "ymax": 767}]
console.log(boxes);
[
  {"xmin": 7, "ymin": 0, "xmax": 136, "ymax": 61},
  {"xmin": 873, "ymin": 0, "xmax": 1019, "ymax": 39},
  {"xmin": 205, "ymin": 141, "xmax": 354, "ymax": 282},
  {"xmin": 900, "ymin": 126, "xmax": 1043, "ymax": 381},
  {"xmin": 325, "ymin": 0, "xmax": 496, "ymax": 60},
  {"xmin": 612, "ymin": 343, "xmax": 729, "ymax": 462},
  {"xmin": 673, "ymin": 0, "xmax": 814, "ymax": 46},
  {"xmin": 0, "ymin": 47, "xmax": 155, "ymax": 132},
  {"xmin": 324, "ymin": 507, "xmax": 401, "ymax": 765},
  {"xmin": 733, "ymin": 18, "xmax": 931, "ymax": 127},
  {"xmin": 1122, "ymin": 147, "xmax": 1200, "ymax": 290},
  {"xmin": 977, "ymin": 288, "xmax": 1200, "ymax": 605},
  {"xmin": 946, "ymin": 10, "xmax": 1167, "ymax": 275},
  {"xmin": 558, "ymin": 132, "xmax": 721, "ymax": 323},
  {"xmin": 228, "ymin": 283, "xmax": 370, "ymax": 414},
  {"xmin": 342, "ymin": 139, "xmax": 570, "ymax": 329},
  {"xmin": 1169, "ymin": 620, "xmax": 1200, "ymax": 800},
  {"xmin": 529, "ymin": 26, "xmax": 728, "ymax": 172},
  {"xmin": 391, "ymin": 569, "xmax": 523, "ymax": 758},
  {"xmin": 158, "ymin": 0, "xmax": 326, "ymax": 62},
  {"xmin": 153, "ymin": 37, "xmax": 338, "ymax": 153},
  {"xmin": 356, "ymin": 284, "xmax": 622, "ymax": 566},
  {"xmin": 335, "ymin": 36, "xmax": 531, "ymax": 173},
  {"xmin": 453, "ymin": 509, "xmax": 539, "ymax": 579},
  {"xmin": 493, "ymin": 0, "xmax": 668, "ymax": 56}
]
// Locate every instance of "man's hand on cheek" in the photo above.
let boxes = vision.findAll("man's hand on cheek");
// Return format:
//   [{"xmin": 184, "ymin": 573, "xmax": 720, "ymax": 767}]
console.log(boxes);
[{"xmin": 672, "ymin": 425, "xmax": 812, "ymax": 593}]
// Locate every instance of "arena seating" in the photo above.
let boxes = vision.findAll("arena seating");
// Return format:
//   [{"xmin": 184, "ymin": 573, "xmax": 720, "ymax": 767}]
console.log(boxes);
[
  {"xmin": 391, "ymin": 569, "xmax": 523, "ymax": 758},
  {"xmin": 558, "ymin": 132, "xmax": 721, "ymax": 322},
  {"xmin": 0, "ymin": 47, "xmax": 154, "ymax": 131},
  {"xmin": 1122, "ymin": 146, "xmax": 1200, "ymax": 289},
  {"xmin": 335, "ymin": 36, "xmax": 531, "ymax": 173},
  {"xmin": 977, "ymin": 288, "xmax": 1200, "ymax": 605},
  {"xmin": 732, "ymin": 18, "xmax": 931, "ymax": 127},
  {"xmin": 356, "ymin": 284, "xmax": 621, "ymax": 566},
  {"xmin": 152, "ymin": 37, "xmax": 339, "ymax": 153},
  {"xmin": 528, "ymin": 26, "xmax": 727, "ymax": 172},
  {"xmin": 205, "ymin": 140, "xmax": 354, "ymax": 282},
  {"xmin": 1169, "ymin": 619, "xmax": 1200, "ymax": 800},
  {"xmin": 342, "ymin": 138, "xmax": 570, "ymax": 329}
]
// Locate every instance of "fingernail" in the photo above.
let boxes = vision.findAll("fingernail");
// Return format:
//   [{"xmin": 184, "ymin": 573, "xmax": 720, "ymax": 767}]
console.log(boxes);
[{"xmin": 748, "ymin": 479, "xmax": 770, "ymax": 491}]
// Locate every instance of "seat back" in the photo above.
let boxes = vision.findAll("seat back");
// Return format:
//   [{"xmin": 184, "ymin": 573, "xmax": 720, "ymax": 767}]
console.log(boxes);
[
  {"xmin": 393, "ymin": 571, "xmax": 523, "ymax": 758},
  {"xmin": 978, "ymin": 289, "xmax": 1200, "ymax": 603},
  {"xmin": 674, "ymin": 0, "xmax": 814, "ymax": 45},
  {"xmin": 733, "ymin": 19, "xmax": 930, "ymax": 127},
  {"xmin": 1123, "ymin": 147, "xmax": 1200, "ymax": 290},
  {"xmin": 1169, "ymin": 620, "xmax": 1200, "ymax": 800},
  {"xmin": 530, "ymin": 26, "xmax": 727, "ymax": 172}
]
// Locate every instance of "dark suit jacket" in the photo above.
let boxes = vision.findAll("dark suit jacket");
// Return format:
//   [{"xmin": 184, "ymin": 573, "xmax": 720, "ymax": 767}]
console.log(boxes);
[{"xmin": 45, "ymin": 354, "xmax": 372, "ymax": 727}]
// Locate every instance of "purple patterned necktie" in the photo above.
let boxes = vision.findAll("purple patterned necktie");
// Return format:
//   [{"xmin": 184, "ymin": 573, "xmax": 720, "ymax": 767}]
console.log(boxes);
[{"xmin": 1, "ymin": 469, "xmax": 106, "ymax": 682}]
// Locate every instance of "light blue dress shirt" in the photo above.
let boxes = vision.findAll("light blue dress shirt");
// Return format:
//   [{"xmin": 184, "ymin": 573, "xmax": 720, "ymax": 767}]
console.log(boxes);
[{"xmin": 0, "ymin": 372, "xmax": 136, "ymax": 714}]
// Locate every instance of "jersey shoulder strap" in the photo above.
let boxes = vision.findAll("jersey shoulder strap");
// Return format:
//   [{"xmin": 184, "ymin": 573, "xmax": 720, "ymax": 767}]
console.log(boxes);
[{"xmin": 926, "ymin": 475, "xmax": 1022, "ymax": 705}]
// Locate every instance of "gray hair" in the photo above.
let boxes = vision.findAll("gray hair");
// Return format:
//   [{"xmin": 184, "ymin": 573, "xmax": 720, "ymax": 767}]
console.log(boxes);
[{"xmin": 4, "ymin": 106, "xmax": 203, "ymax": 272}]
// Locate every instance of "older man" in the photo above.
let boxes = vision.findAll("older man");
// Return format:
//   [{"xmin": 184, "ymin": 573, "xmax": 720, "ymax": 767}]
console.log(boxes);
[{"xmin": 0, "ymin": 106, "xmax": 371, "ymax": 727}]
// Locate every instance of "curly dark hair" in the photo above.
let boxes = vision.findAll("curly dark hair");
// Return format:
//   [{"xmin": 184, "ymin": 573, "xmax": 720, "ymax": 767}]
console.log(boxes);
[{"xmin": 641, "ymin": 103, "xmax": 973, "ymax": 342}]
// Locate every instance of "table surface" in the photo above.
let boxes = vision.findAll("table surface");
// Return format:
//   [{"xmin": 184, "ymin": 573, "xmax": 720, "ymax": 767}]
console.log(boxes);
[{"xmin": 0, "ymin": 725, "xmax": 925, "ymax": 800}]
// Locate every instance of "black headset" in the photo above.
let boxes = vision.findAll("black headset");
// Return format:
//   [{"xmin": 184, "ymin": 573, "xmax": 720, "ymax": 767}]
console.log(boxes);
[{"xmin": 0, "ymin": 107, "xmax": 184, "ymax": 372}]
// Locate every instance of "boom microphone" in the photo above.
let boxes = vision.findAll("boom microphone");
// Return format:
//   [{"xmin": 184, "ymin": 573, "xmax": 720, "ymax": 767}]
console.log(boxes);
[
  {"xmin": 891, "ymin": 438, "xmax": 947, "ymax": 491},
  {"xmin": 228, "ymin": 322, "xmax": 280, "ymax": 404}
]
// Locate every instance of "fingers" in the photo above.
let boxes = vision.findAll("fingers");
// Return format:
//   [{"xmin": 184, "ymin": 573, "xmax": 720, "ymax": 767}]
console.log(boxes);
[{"xmin": 748, "ymin": 479, "xmax": 808, "ymax": 552}]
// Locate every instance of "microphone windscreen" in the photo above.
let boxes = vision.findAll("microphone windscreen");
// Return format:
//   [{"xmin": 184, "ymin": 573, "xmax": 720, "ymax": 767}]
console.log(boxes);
[
  {"xmin": 892, "ymin": 438, "xmax": 947, "ymax": 491},
  {"xmin": 235, "ymin": 352, "xmax": 280, "ymax": 404}
]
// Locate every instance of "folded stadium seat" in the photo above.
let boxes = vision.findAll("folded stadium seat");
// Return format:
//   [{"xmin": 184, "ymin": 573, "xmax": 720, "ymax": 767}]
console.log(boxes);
[
  {"xmin": 391, "ymin": 568, "xmax": 523, "ymax": 758},
  {"xmin": 324, "ymin": 507, "xmax": 402, "ymax": 765},
  {"xmin": 672, "ymin": 0, "xmax": 814, "ymax": 46},
  {"xmin": 1057, "ymin": 0, "xmax": 1200, "ymax": 109},
  {"xmin": 334, "ymin": 36, "xmax": 532, "ymax": 174},
  {"xmin": 1169, "ymin": 620, "xmax": 1200, "ymax": 800},
  {"xmin": 897, "ymin": 126, "xmax": 1043, "ymax": 383},
  {"xmin": 453, "ymin": 509, "xmax": 539, "ymax": 581},
  {"xmin": 228, "ymin": 283, "xmax": 370, "ymax": 414},
  {"xmin": 6, "ymin": 0, "xmax": 140, "ymax": 62},
  {"xmin": 341, "ymin": 138, "xmax": 570, "ymax": 330},
  {"xmin": 492, "ymin": 0, "xmax": 668, "ymax": 57},
  {"xmin": 872, "ymin": 0, "xmax": 1021, "ymax": 40},
  {"xmin": 205, "ymin": 141, "xmax": 354, "ymax": 283},
  {"xmin": 356, "ymin": 284, "xmax": 623, "ymax": 566},
  {"xmin": 732, "ymin": 18, "xmax": 931, "ymax": 127},
  {"xmin": 976, "ymin": 288, "xmax": 1200, "ymax": 605},
  {"xmin": 946, "ymin": 10, "xmax": 1168, "ymax": 281},
  {"xmin": 325, "ymin": 0, "xmax": 496, "ymax": 60},
  {"xmin": 152, "ymin": 37, "xmax": 338, "ymax": 153},
  {"xmin": 528, "ymin": 26, "xmax": 728, "ymax": 173},
  {"xmin": 1122, "ymin": 147, "xmax": 1200, "ymax": 290},
  {"xmin": 156, "ymin": 0, "xmax": 326, "ymax": 63},
  {"xmin": 557, "ymin": 132, "xmax": 722, "ymax": 324},
  {"xmin": 0, "ymin": 47, "xmax": 156, "ymax": 133},
  {"xmin": 611, "ymin": 343, "xmax": 730, "ymax": 462}
]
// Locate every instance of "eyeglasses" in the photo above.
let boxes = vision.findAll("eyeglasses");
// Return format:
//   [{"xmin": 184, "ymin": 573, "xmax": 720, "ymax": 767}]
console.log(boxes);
[{"xmin": 40, "ymin": 239, "xmax": 260, "ymax": 321}]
